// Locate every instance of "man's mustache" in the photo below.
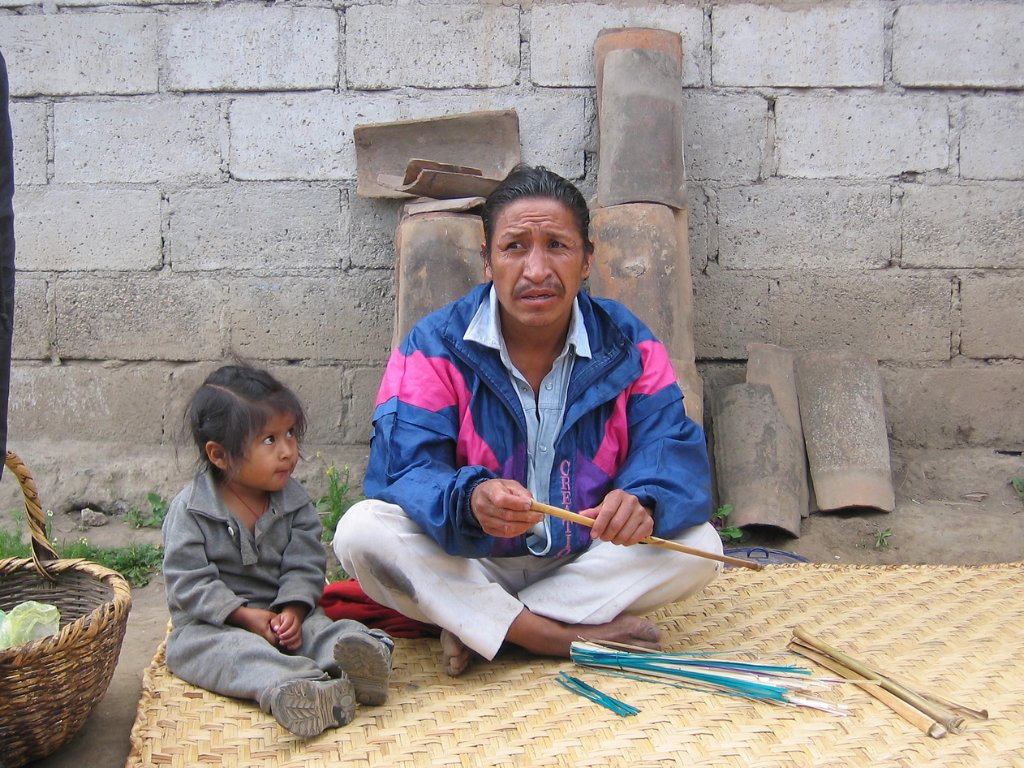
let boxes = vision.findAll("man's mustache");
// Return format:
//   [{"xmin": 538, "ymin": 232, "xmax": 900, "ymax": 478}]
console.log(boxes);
[{"xmin": 513, "ymin": 280, "xmax": 564, "ymax": 299}]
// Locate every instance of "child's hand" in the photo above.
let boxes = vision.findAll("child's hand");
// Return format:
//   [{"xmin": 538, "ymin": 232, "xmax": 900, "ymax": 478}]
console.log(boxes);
[
  {"xmin": 271, "ymin": 605, "xmax": 306, "ymax": 651},
  {"xmin": 227, "ymin": 606, "xmax": 278, "ymax": 645}
]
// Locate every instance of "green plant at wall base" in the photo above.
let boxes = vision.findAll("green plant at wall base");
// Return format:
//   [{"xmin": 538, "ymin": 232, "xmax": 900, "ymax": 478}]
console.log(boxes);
[
  {"xmin": 0, "ymin": 509, "xmax": 35, "ymax": 556},
  {"xmin": 60, "ymin": 538, "xmax": 164, "ymax": 587},
  {"xmin": 317, "ymin": 465, "xmax": 362, "ymax": 543},
  {"xmin": 126, "ymin": 492, "xmax": 169, "ymax": 529},
  {"xmin": 712, "ymin": 504, "xmax": 744, "ymax": 543},
  {"xmin": 0, "ymin": 523, "xmax": 26, "ymax": 557},
  {"xmin": 0, "ymin": 512, "xmax": 162, "ymax": 588},
  {"xmin": 1012, "ymin": 477, "xmax": 1024, "ymax": 503},
  {"xmin": 326, "ymin": 565, "xmax": 348, "ymax": 584},
  {"xmin": 873, "ymin": 527, "xmax": 893, "ymax": 549}
]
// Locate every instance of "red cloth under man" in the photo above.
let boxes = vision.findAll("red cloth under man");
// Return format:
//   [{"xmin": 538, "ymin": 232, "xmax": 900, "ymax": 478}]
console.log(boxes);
[{"xmin": 321, "ymin": 579, "xmax": 439, "ymax": 639}]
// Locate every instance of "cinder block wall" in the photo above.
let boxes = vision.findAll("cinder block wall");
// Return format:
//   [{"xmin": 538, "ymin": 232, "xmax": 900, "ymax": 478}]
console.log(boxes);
[{"xmin": 1, "ymin": 1, "xmax": 1022, "ymax": 512}]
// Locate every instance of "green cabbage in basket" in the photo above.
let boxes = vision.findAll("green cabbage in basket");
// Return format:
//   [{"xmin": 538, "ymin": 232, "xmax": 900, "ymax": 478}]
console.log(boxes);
[{"xmin": 0, "ymin": 600, "xmax": 61, "ymax": 650}]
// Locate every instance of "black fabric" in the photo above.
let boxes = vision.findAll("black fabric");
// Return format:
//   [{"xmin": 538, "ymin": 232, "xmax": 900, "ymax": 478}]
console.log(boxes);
[{"xmin": 0, "ymin": 51, "xmax": 16, "ymax": 478}]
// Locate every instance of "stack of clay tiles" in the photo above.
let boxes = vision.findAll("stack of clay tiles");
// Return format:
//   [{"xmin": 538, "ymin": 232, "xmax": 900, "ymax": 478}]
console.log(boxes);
[
  {"xmin": 713, "ymin": 344, "xmax": 897, "ymax": 537},
  {"xmin": 582, "ymin": 29, "xmax": 896, "ymax": 535},
  {"xmin": 352, "ymin": 110, "xmax": 522, "ymax": 344},
  {"xmin": 588, "ymin": 28, "xmax": 703, "ymax": 426}
]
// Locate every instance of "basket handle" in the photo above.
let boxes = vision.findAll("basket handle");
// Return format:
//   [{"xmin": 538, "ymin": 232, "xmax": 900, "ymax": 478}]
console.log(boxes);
[{"xmin": 4, "ymin": 450, "xmax": 59, "ymax": 582}]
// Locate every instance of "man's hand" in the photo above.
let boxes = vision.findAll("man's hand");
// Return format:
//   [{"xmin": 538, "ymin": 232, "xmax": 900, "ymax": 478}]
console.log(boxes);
[
  {"xmin": 581, "ymin": 489, "xmax": 654, "ymax": 546},
  {"xmin": 471, "ymin": 478, "xmax": 543, "ymax": 538}
]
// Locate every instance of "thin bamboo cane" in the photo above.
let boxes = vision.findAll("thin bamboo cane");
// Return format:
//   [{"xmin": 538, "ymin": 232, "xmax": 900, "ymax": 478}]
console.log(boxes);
[
  {"xmin": 787, "ymin": 641, "xmax": 948, "ymax": 738},
  {"xmin": 529, "ymin": 501, "xmax": 763, "ymax": 571},
  {"xmin": 792, "ymin": 627, "xmax": 965, "ymax": 734},
  {"xmin": 913, "ymin": 689, "xmax": 988, "ymax": 721}
]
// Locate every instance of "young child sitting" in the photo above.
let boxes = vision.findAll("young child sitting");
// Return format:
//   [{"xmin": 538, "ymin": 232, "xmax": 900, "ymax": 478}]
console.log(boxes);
[{"xmin": 163, "ymin": 363, "xmax": 394, "ymax": 737}]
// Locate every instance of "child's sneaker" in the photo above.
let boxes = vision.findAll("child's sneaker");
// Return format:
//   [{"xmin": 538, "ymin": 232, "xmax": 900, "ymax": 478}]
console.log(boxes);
[
  {"xmin": 333, "ymin": 628, "xmax": 394, "ymax": 706},
  {"xmin": 270, "ymin": 676, "xmax": 356, "ymax": 737}
]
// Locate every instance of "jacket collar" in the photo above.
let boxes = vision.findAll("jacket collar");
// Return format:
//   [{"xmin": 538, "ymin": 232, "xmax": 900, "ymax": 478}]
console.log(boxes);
[
  {"xmin": 442, "ymin": 284, "xmax": 641, "ymax": 414},
  {"xmin": 463, "ymin": 284, "xmax": 593, "ymax": 361},
  {"xmin": 446, "ymin": 283, "xmax": 621, "ymax": 358}
]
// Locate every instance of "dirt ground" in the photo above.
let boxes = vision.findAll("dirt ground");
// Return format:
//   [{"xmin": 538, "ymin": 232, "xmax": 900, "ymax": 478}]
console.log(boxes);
[{"xmin": 25, "ymin": 447, "xmax": 1024, "ymax": 768}]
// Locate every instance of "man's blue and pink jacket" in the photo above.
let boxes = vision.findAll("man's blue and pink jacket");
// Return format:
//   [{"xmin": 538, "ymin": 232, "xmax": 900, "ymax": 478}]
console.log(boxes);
[{"xmin": 363, "ymin": 282, "xmax": 713, "ymax": 560}]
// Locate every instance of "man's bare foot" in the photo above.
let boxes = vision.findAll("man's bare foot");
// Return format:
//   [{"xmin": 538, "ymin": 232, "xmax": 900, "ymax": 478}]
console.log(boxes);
[
  {"xmin": 577, "ymin": 614, "xmax": 661, "ymax": 650},
  {"xmin": 505, "ymin": 609, "xmax": 661, "ymax": 658},
  {"xmin": 440, "ymin": 629, "xmax": 475, "ymax": 677}
]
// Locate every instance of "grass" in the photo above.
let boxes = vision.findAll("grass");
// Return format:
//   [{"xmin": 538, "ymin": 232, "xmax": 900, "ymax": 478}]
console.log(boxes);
[
  {"xmin": 312, "ymin": 459, "xmax": 363, "ymax": 583},
  {"xmin": 1012, "ymin": 477, "xmax": 1024, "ymax": 504},
  {"xmin": 59, "ymin": 538, "xmax": 164, "ymax": 586},
  {"xmin": 326, "ymin": 565, "xmax": 349, "ymax": 583},
  {"xmin": 315, "ymin": 463, "xmax": 362, "ymax": 543},
  {"xmin": 0, "ymin": 511, "xmax": 163, "ymax": 587},
  {"xmin": 0, "ymin": 525, "xmax": 25, "ymax": 557},
  {"xmin": 126, "ymin": 492, "xmax": 169, "ymax": 529}
]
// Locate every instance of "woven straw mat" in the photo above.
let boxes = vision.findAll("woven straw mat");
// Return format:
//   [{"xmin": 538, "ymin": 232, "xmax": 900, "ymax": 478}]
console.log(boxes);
[{"xmin": 127, "ymin": 563, "xmax": 1023, "ymax": 768}]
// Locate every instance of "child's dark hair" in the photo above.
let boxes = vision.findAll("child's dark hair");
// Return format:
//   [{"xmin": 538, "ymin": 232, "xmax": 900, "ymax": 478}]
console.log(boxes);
[{"xmin": 186, "ymin": 364, "xmax": 306, "ymax": 480}]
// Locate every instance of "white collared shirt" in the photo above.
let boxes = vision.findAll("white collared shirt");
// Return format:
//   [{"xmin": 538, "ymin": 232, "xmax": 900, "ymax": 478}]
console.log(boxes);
[{"xmin": 465, "ymin": 286, "xmax": 592, "ymax": 549}]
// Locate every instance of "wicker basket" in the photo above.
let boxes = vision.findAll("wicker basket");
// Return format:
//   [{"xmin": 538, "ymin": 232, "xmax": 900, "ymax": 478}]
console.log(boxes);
[{"xmin": 0, "ymin": 451, "xmax": 132, "ymax": 767}]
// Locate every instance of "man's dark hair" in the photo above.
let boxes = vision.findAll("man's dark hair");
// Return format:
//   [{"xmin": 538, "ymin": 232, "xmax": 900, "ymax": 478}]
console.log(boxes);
[{"xmin": 481, "ymin": 164, "xmax": 593, "ymax": 254}]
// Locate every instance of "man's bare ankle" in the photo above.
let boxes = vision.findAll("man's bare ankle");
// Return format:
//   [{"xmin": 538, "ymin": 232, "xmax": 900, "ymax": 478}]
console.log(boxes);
[{"xmin": 440, "ymin": 630, "xmax": 474, "ymax": 677}]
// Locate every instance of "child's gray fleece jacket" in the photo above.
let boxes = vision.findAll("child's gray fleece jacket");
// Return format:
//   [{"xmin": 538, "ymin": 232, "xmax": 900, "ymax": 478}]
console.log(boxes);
[{"xmin": 162, "ymin": 469, "xmax": 327, "ymax": 629}]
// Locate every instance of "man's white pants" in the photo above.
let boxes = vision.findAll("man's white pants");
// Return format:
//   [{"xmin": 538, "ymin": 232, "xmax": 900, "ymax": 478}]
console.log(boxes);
[{"xmin": 333, "ymin": 499, "xmax": 723, "ymax": 660}]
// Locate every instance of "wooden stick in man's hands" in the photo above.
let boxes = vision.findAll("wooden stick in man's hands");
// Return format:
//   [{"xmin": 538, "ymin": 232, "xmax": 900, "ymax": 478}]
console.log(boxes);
[{"xmin": 529, "ymin": 500, "xmax": 763, "ymax": 571}]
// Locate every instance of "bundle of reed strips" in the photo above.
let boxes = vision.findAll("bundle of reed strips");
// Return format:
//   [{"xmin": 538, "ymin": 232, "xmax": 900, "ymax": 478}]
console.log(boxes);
[
  {"xmin": 788, "ymin": 626, "xmax": 988, "ymax": 739},
  {"xmin": 570, "ymin": 639, "xmax": 848, "ymax": 715}
]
